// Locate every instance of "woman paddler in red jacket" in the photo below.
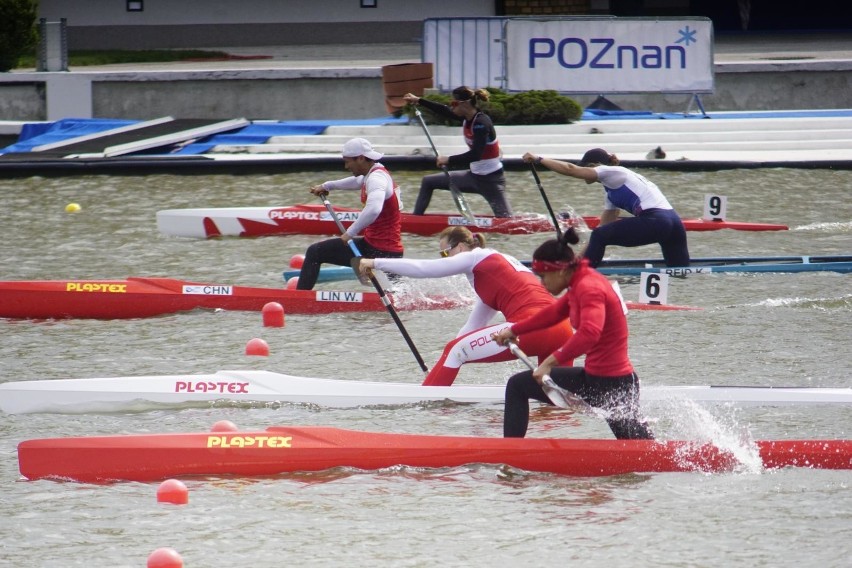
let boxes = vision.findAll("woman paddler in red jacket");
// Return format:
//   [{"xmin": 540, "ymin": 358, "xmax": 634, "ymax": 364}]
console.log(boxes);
[
  {"xmin": 491, "ymin": 227, "xmax": 654, "ymax": 440},
  {"xmin": 357, "ymin": 226, "xmax": 573, "ymax": 386}
]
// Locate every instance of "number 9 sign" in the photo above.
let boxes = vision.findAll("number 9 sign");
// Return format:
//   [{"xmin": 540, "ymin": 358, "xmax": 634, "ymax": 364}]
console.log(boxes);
[{"xmin": 703, "ymin": 194, "xmax": 727, "ymax": 221}]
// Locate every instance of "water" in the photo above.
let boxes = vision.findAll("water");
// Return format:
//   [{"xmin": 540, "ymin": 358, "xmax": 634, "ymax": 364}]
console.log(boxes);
[{"xmin": 1, "ymin": 167, "xmax": 850, "ymax": 567}]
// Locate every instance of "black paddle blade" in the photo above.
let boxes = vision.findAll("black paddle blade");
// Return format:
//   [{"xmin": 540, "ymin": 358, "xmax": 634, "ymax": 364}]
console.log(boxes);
[{"xmin": 350, "ymin": 257, "xmax": 371, "ymax": 286}]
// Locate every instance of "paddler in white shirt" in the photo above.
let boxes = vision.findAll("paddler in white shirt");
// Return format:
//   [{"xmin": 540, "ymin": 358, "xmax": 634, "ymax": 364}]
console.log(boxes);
[
  {"xmin": 357, "ymin": 226, "xmax": 573, "ymax": 386},
  {"xmin": 296, "ymin": 138, "xmax": 404, "ymax": 290}
]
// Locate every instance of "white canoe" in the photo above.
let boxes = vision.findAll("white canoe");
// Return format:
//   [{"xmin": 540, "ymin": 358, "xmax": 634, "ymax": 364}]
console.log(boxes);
[{"xmin": 1, "ymin": 371, "xmax": 850, "ymax": 414}]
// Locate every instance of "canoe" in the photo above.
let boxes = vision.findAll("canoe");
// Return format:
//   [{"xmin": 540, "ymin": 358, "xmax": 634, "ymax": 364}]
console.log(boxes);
[
  {"xmin": 0, "ymin": 277, "xmax": 462, "ymax": 319},
  {"xmin": 285, "ymin": 254, "xmax": 852, "ymax": 284},
  {"xmin": 2, "ymin": 370, "xmax": 850, "ymax": 414},
  {"xmin": 595, "ymin": 254, "xmax": 852, "ymax": 276},
  {"xmin": 155, "ymin": 204, "xmax": 789, "ymax": 238},
  {"xmin": 17, "ymin": 426, "xmax": 852, "ymax": 482}
]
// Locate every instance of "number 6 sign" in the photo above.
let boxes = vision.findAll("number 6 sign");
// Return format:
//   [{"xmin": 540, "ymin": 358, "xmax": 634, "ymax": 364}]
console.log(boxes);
[{"xmin": 639, "ymin": 272, "xmax": 669, "ymax": 305}]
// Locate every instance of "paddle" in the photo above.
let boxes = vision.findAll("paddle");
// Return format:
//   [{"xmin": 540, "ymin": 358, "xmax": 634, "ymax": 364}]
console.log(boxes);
[
  {"xmin": 317, "ymin": 192, "xmax": 429, "ymax": 373},
  {"xmin": 528, "ymin": 162, "xmax": 563, "ymax": 240},
  {"xmin": 413, "ymin": 108, "xmax": 477, "ymax": 223},
  {"xmin": 506, "ymin": 340, "xmax": 593, "ymax": 413}
]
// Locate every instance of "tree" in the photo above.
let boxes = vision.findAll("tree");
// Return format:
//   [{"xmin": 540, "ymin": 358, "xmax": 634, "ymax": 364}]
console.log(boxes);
[{"xmin": 0, "ymin": 0, "xmax": 38, "ymax": 72}]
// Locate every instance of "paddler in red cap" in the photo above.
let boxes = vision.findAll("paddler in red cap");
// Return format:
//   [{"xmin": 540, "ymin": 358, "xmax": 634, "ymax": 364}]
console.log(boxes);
[
  {"xmin": 492, "ymin": 227, "xmax": 654, "ymax": 440},
  {"xmin": 523, "ymin": 148, "xmax": 690, "ymax": 267},
  {"xmin": 296, "ymin": 138, "xmax": 404, "ymax": 290}
]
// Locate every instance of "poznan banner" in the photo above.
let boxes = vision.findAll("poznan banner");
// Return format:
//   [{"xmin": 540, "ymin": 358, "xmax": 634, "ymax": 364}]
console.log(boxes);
[{"xmin": 506, "ymin": 18, "xmax": 713, "ymax": 94}]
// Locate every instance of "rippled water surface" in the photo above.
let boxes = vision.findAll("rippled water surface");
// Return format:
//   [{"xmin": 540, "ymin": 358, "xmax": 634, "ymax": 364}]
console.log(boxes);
[{"xmin": 1, "ymin": 167, "xmax": 850, "ymax": 567}]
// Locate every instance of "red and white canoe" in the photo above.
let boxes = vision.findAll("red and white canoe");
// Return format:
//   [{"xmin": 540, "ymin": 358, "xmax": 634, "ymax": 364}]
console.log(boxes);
[
  {"xmin": 156, "ymin": 204, "xmax": 789, "ymax": 238},
  {"xmin": 0, "ymin": 277, "xmax": 462, "ymax": 319},
  {"xmin": 17, "ymin": 426, "xmax": 852, "ymax": 482}
]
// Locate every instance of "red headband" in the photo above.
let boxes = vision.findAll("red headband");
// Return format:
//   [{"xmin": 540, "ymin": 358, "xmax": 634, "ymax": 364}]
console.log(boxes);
[{"xmin": 531, "ymin": 259, "xmax": 573, "ymax": 274}]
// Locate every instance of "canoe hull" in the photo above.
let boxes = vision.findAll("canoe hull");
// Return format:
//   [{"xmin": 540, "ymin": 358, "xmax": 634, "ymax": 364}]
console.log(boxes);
[
  {"xmin": 156, "ymin": 204, "xmax": 788, "ymax": 238},
  {"xmin": 0, "ymin": 277, "xmax": 461, "ymax": 319},
  {"xmin": 285, "ymin": 254, "xmax": 852, "ymax": 283},
  {"xmin": 2, "ymin": 370, "xmax": 850, "ymax": 414},
  {"xmin": 17, "ymin": 426, "xmax": 852, "ymax": 482}
]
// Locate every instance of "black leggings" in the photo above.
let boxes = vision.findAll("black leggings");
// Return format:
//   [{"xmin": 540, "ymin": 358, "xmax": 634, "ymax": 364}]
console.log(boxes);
[
  {"xmin": 296, "ymin": 236, "xmax": 403, "ymax": 290},
  {"xmin": 412, "ymin": 169, "xmax": 512, "ymax": 218},
  {"xmin": 503, "ymin": 367, "xmax": 654, "ymax": 440}
]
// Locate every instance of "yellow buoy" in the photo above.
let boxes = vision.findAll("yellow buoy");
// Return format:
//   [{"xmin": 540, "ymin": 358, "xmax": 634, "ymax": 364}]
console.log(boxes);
[{"xmin": 65, "ymin": 203, "xmax": 81, "ymax": 213}]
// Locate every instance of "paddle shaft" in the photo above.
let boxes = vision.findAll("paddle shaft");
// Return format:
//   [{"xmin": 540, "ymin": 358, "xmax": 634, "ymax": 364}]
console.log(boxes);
[
  {"xmin": 318, "ymin": 194, "xmax": 429, "ymax": 372},
  {"xmin": 529, "ymin": 162, "xmax": 563, "ymax": 240},
  {"xmin": 413, "ymin": 109, "xmax": 476, "ymax": 223}
]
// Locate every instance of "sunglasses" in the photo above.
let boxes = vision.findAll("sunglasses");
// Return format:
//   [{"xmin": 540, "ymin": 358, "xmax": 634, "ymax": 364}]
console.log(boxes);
[
  {"xmin": 439, "ymin": 243, "xmax": 456, "ymax": 258},
  {"xmin": 450, "ymin": 99, "xmax": 467, "ymax": 108}
]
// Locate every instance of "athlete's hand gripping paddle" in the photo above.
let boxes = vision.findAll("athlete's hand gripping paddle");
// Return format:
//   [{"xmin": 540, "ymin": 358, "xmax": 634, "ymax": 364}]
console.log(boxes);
[{"xmin": 507, "ymin": 340, "xmax": 592, "ymax": 413}]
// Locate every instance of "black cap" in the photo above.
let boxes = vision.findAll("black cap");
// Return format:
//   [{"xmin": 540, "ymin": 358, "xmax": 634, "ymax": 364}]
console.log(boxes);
[{"xmin": 580, "ymin": 148, "xmax": 611, "ymax": 166}]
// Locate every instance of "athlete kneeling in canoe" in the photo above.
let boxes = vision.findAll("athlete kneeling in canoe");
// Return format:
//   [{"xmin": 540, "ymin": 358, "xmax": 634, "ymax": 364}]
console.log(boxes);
[
  {"xmin": 523, "ymin": 149, "xmax": 689, "ymax": 268},
  {"xmin": 297, "ymin": 138, "xmax": 404, "ymax": 290},
  {"xmin": 491, "ymin": 227, "xmax": 654, "ymax": 440},
  {"xmin": 357, "ymin": 226, "xmax": 573, "ymax": 386}
]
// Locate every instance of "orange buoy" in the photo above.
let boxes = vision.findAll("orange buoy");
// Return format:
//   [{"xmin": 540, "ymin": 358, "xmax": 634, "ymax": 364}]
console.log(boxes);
[
  {"xmin": 156, "ymin": 479, "xmax": 188, "ymax": 505},
  {"xmin": 245, "ymin": 338, "xmax": 269, "ymax": 356},
  {"xmin": 289, "ymin": 254, "xmax": 305, "ymax": 268},
  {"xmin": 147, "ymin": 547, "xmax": 183, "ymax": 568},
  {"xmin": 262, "ymin": 302, "xmax": 285, "ymax": 327}
]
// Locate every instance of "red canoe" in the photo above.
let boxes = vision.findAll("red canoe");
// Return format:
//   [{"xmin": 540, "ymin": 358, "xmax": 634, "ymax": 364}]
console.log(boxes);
[
  {"xmin": 0, "ymin": 277, "xmax": 462, "ymax": 319},
  {"xmin": 156, "ymin": 204, "xmax": 788, "ymax": 238},
  {"xmin": 17, "ymin": 426, "xmax": 852, "ymax": 482}
]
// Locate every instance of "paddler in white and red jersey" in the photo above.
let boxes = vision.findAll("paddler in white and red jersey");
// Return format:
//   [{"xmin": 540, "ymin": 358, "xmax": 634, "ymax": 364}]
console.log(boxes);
[
  {"xmin": 492, "ymin": 227, "xmax": 654, "ymax": 440},
  {"xmin": 357, "ymin": 226, "xmax": 573, "ymax": 386},
  {"xmin": 296, "ymin": 138, "xmax": 404, "ymax": 290},
  {"xmin": 404, "ymin": 86, "xmax": 512, "ymax": 217}
]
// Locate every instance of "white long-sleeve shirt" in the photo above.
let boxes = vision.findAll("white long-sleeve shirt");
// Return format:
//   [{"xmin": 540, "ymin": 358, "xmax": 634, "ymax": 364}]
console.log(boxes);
[{"xmin": 321, "ymin": 163, "xmax": 402, "ymax": 238}]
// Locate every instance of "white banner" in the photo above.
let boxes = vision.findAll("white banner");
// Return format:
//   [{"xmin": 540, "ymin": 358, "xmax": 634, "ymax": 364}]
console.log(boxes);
[{"xmin": 506, "ymin": 18, "xmax": 713, "ymax": 94}]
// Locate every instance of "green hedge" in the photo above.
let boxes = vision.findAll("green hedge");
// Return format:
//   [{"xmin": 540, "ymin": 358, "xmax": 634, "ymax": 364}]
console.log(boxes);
[
  {"xmin": 0, "ymin": 0, "xmax": 38, "ymax": 72},
  {"xmin": 404, "ymin": 88, "xmax": 583, "ymax": 125}
]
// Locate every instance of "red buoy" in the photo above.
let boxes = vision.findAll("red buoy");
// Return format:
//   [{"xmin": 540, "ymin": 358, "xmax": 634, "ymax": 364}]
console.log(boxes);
[
  {"xmin": 210, "ymin": 420, "xmax": 239, "ymax": 432},
  {"xmin": 286, "ymin": 277, "xmax": 299, "ymax": 290},
  {"xmin": 289, "ymin": 254, "xmax": 305, "ymax": 268},
  {"xmin": 245, "ymin": 338, "xmax": 270, "ymax": 356},
  {"xmin": 147, "ymin": 547, "xmax": 184, "ymax": 568},
  {"xmin": 156, "ymin": 479, "xmax": 188, "ymax": 505},
  {"xmin": 262, "ymin": 302, "xmax": 285, "ymax": 327}
]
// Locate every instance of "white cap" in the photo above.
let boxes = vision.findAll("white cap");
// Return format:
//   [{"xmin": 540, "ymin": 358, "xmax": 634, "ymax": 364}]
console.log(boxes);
[{"xmin": 341, "ymin": 138, "xmax": 383, "ymax": 161}]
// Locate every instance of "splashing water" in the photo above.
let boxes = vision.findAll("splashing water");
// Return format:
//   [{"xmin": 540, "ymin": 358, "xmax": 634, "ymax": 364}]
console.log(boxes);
[{"xmin": 651, "ymin": 399, "xmax": 764, "ymax": 474}]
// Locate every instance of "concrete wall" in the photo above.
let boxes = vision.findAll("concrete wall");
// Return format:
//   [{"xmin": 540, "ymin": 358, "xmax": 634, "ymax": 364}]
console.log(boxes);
[
  {"xmin": 39, "ymin": 0, "xmax": 497, "ymax": 49},
  {"xmin": 3, "ymin": 63, "xmax": 851, "ymax": 122}
]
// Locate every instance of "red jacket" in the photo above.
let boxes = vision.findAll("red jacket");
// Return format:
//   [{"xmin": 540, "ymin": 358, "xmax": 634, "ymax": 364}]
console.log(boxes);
[{"xmin": 510, "ymin": 260, "xmax": 633, "ymax": 376}]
